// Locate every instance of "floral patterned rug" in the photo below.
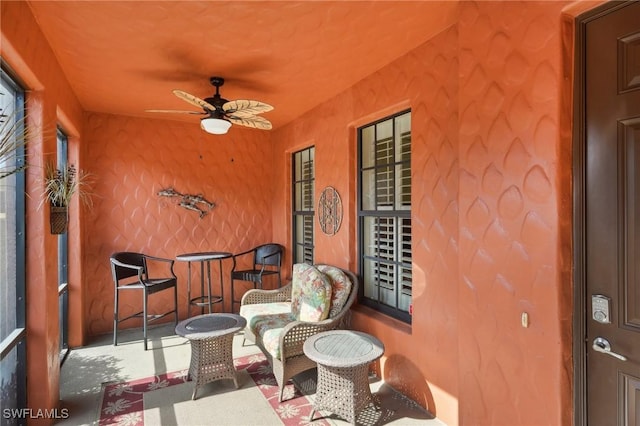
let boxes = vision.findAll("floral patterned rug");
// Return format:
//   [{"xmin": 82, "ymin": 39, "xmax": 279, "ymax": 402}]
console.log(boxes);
[{"xmin": 99, "ymin": 353, "xmax": 328, "ymax": 426}]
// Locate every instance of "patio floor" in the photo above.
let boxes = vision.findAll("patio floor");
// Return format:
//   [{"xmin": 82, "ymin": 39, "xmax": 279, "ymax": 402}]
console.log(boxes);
[{"xmin": 56, "ymin": 323, "xmax": 445, "ymax": 425}]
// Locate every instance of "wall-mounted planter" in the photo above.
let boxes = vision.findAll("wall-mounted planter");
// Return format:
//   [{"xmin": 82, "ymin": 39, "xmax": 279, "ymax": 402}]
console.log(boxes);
[{"xmin": 50, "ymin": 205, "xmax": 68, "ymax": 234}]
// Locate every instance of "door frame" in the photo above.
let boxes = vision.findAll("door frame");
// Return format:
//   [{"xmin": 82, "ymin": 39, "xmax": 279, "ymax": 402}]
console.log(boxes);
[{"xmin": 572, "ymin": 2, "xmax": 634, "ymax": 425}]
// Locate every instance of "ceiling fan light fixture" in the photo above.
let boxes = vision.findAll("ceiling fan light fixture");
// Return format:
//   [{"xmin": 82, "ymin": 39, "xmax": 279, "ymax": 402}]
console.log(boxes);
[{"xmin": 200, "ymin": 117, "xmax": 232, "ymax": 135}]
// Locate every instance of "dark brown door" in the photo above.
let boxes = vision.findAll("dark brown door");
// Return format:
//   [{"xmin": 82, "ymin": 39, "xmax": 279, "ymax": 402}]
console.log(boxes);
[{"xmin": 586, "ymin": 2, "xmax": 640, "ymax": 424}]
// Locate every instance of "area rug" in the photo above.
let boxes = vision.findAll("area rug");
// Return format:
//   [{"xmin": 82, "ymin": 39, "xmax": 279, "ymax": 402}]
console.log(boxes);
[{"xmin": 99, "ymin": 353, "xmax": 328, "ymax": 426}]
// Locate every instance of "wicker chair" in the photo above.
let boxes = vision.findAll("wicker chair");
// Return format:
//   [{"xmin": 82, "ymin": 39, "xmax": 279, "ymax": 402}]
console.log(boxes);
[{"xmin": 240, "ymin": 265, "xmax": 358, "ymax": 401}]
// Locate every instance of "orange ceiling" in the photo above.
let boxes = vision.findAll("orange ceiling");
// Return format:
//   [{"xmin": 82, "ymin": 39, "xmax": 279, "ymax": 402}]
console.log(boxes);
[{"xmin": 26, "ymin": 1, "xmax": 459, "ymax": 130}]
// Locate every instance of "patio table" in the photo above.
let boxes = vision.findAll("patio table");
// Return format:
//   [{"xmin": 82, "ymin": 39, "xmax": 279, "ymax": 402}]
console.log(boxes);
[
  {"xmin": 303, "ymin": 330, "xmax": 385, "ymax": 424},
  {"xmin": 175, "ymin": 313, "xmax": 246, "ymax": 399},
  {"xmin": 176, "ymin": 251, "xmax": 232, "ymax": 316}
]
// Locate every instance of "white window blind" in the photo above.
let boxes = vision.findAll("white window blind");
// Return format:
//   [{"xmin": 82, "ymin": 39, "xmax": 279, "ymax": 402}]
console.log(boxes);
[{"xmin": 293, "ymin": 147, "xmax": 315, "ymax": 264}]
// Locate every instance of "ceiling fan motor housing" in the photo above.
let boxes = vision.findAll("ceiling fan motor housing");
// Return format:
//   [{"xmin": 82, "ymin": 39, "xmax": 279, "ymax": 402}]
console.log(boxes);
[
  {"xmin": 206, "ymin": 76, "xmax": 229, "ymax": 112},
  {"xmin": 204, "ymin": 96, "xmax": 229, "ymax": 112}
]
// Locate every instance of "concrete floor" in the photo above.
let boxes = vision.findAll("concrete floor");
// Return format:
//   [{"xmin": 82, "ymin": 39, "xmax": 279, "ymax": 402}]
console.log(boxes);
[{"xmin": 56, "ymin": 323, "xmax": 445, "ymax": 426}]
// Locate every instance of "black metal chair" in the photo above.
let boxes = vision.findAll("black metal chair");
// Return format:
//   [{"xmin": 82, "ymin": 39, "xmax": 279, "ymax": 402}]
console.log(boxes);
[
  {"xmin": 110, "ymin": 252, "xmax": 178, "ymax": 350},
  {"xmin": 230, "ymin": 243, "xmax": 284, "ymax": 312}
]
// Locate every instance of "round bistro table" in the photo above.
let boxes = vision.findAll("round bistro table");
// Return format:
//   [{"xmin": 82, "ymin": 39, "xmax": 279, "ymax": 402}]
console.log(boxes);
[
  {"xmin": 176, "ymin": 251, "xmax": 232, "ymax": 316},
  {"xmin": 175, "ymin": 313, "xmax": 246, "ymax": 400},
  {"xmin": 303, "ymin": 330, "xmax": 385, "ymax": 424}
]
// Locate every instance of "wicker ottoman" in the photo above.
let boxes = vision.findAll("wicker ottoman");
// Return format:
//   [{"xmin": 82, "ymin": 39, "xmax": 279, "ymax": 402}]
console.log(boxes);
[
  {"xmin": 303, "ymin": 330, "xmax": 385, "ymax": 424},
  {"xmin": 175, "ymin": 313, "xmax": 246, "ymax": 399}
]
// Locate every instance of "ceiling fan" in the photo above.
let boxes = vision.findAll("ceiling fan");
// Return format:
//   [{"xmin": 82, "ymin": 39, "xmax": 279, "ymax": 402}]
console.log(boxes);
[{"xmin": 147, "ymin": 76, "xmax": 273, "ymax": 134}]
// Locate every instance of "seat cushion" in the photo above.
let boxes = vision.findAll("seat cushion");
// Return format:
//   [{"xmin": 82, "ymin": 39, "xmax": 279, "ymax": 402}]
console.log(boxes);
[
  {"xmin": 290, "ymin": 263, "xmax": 332, "ymax": 322},
  {"xmin": 251, "ymin": 312, "xmax": 296, "ymax": 360},
  {"xmin": 143, "ymin": 277, "xmax": 177, "ymax": 294},
  {"xmin": 316, "ymin": 265, "xmax": 353, "ymax": 317},
  {"xmin": 239, "ymin": 302, "xmax": 291, "ymax": 331}
]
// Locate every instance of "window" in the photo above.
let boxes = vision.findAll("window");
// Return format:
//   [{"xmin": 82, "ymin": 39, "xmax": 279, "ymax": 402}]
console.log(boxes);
[
  {"xmin": 57, "ymin": 128, "xmax": 69, "ymax": 363},
  {"xmin": 358, "ymin": 111, "xmax": 411, "ymax": 323},
  {"xmin": 292, "ymin": 147, "xmax": 315, "ymax": 264},
  {"xmin": 0, "ymin": 70, "xmax": 27, "ymax": 420}
]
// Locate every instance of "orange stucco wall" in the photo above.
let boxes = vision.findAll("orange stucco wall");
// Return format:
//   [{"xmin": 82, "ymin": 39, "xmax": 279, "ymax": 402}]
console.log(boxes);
[
  {"xmin": 1, "ymin": 1, "xmax": 84, "ymax": 420},
  {"xmin": 273, "ymin": 20, "xmax": 463, "ymax": 422},
  {"xmin": 272, "ymin": 2, "xmax": 575, "ymax": 425},
  {"xmin": 457, "ymin": 3, "xmax": 572, "ymax": 425},
  {"xmin": 82, "ymin": 113, "xmax": 275, "ymax": 333},
  {"xmin": 1, "ymin": 1, "xmax": 594, "ymax": 425}
]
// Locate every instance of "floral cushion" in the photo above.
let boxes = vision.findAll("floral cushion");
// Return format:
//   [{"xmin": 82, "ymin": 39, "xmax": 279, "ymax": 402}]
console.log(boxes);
[
  {"xmin": 290, "ymin": 263, "xmax": 332, "ymax": 322},
  {"xmin": 251, "ymin": 312, "xmax": 296, "ymax": 360},
  {"xmin": 239, "ymin": 302, "xmax": 291, "ymax": 330},
  {"xmin": 316, "ymin": 264, "xmax": 353, "ymax": 318}
]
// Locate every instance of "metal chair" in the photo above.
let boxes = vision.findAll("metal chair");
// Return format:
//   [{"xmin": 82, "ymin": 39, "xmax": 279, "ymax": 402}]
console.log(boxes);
[
  {"xmin": 230, "ymin": 243, "xmax": 283, "ymax": 312},
  {"xmin": 110, "ymin": 252, "xmax": 178, "ymax": 350}
]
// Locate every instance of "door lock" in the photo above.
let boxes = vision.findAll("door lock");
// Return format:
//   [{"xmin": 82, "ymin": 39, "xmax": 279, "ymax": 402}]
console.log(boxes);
[
  {"xmin": 591, "ymin": 294, "xmax": 611, "ymax": 324},
  {"xmin": 592, "ymin": 337, "xmax": 627, "ymax": 361}
]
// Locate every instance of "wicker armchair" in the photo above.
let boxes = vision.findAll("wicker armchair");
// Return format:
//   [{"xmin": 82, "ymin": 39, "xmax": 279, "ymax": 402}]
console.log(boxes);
[{"xmin": 240, "ymin": 265, "xmax": 358, "ymax": 401}]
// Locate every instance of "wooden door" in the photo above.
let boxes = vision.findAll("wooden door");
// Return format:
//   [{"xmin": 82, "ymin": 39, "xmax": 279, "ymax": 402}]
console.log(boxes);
[{"xmin": 585, "ymin": 2, "xmax": 640, "ymax": 424}]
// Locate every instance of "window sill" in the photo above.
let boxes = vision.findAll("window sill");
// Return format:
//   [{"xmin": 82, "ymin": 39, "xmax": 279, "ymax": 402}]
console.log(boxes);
[{"xmin": 352, "ymin": 304, "xmax": 412, "ymax": 335}]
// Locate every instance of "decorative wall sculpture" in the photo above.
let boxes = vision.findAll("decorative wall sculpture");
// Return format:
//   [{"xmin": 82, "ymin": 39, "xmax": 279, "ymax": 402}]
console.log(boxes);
[
  {"xmin": 318, "ymin": 186, "xmax": 342, "ymax": 235},
  {"xmin": 157, "ymin": 187, "xmax": 215, "ymax": 218}
]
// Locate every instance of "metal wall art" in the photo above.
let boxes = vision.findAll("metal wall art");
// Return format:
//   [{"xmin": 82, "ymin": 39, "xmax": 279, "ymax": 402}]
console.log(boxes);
[
  {"xmin": 157, "ymin": 187, "xmax": 215, "ymax": 218},
  {"xmin": 318, "ymin": 186, "xmax": 342, "ymax": 235}
]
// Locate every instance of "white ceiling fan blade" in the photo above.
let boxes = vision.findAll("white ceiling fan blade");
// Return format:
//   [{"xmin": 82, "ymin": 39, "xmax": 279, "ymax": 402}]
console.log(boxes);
[
  {"xmin": 173, "ymin": 90, "xmax": 216, "ymax": 111},
  {"xmin": 223, "ymin": 99, "xmax": 273, "ymax": 118},
  {"xmin": 146, "ymin": 109, "xmax": 207, "ymax": 115},
  {"xmin": 227, "ymin": 114, "xmax": 272, "ymax": 130}
]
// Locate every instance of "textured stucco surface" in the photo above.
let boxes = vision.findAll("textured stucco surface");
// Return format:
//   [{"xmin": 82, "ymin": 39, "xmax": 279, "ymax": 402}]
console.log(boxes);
[
  {"xmin": 83, "ymin": 114, "xmax": 275, "ymax": 333},
  {"xmin": 1, "ymin": 1, "xmax": 84, "ymax": 417},
  {"xmin": 456, "ymin": 2, "xmax": 570, "ymax": 425},
  {"xmin": 273, "ymin": 24, "xmax": 463, "ymax": 423},
  {"xmin": 272, "ymin": 2, "xmax": 572, "ymax": 425},
  {"xmin": 1, "ymin": 1, "xmax": 582, "ymax": 425},
  {"xmin": 26, "ymin": 1, "xmax": 459, "ymax": 129}
]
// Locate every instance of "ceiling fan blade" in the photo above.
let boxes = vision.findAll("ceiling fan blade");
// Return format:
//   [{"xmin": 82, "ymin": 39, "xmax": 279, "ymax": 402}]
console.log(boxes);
[
  {"xmin": 173, "ymin": 90, "xmax": 216, "ymax": 111},
  {"xmin": 223, "ymin": 100, "xmax": 273, "ymax": 118},
  {"xmin": 146, "ymin": 109, "xmax": 207, "ymax": 115},
  {"xmin": 227, "ymin": 114, "xmax": 273, "ymax": 130}
]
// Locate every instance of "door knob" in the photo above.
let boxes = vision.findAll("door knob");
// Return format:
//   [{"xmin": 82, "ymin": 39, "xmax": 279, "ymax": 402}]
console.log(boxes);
[{"xmin": 592, "ymin": 337, "xmax": 627, "ymax": 361}]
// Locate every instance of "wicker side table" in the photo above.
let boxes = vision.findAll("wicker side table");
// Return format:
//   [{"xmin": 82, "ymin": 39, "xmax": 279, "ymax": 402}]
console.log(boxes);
[
  {"xmin": 175, "ymin": 313, "xmax": 246, "ymax": 400},
  {"xmin": 303, "ymin": 330, "xmax": 385, "ymax": 424}
]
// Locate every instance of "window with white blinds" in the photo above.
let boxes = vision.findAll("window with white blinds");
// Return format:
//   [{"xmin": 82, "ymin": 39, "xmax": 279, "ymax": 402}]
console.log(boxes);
[
  {"xmin": 292, "ymin": 147, "xmax": 315, "ymax": 264},
  {"xmin": 359, "ymin": 111, "xmax": 411, "ymax": 323}
]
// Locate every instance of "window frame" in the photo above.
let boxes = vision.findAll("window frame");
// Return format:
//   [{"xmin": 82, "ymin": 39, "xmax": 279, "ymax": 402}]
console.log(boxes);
[
  {"xmin": 292, "ymin": 146, "xmax": 315, "ymax": 264},
  {"xmin": 57, "ymin": 127, "xmax": 70, "ymax": 364},
  {"xmin": 357, "ymin": 110, "xmax": 412, "ymax": 324},
  {"xmin": 0, "ymin": 68, "xmax": 28, "ymax": 417}
]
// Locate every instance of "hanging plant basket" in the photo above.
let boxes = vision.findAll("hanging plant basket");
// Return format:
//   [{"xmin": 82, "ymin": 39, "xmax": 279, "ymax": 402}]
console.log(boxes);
[
  {"xmin": 50, "ymin": 205, "xmax": 69, "ymax": 234},
  {"xmin": 42, "ymin": 162, "xmax": 93, "ymax": 235}
]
